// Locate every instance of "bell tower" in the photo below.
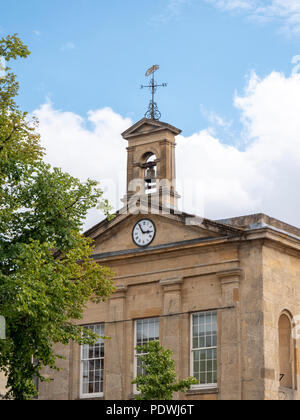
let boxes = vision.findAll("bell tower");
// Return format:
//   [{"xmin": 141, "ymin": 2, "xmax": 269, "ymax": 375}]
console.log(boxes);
[
  {"xmin": 121, "ymin": 118, "xmax": 181, "ymax": 210},
  {"xmin": 121, "ymin": 65, "xmax": 181, "ymax": 211}
]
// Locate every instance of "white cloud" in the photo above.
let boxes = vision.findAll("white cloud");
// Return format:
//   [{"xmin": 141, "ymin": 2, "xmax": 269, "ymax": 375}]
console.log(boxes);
[
  {"xmin": 207, "ymin": 0, "xmax": 300, "ymax": 35},
  {"xmin": 61, "ymin": 42, "xmax": 75, "ymax": 51},
  {"xmin": 151, "ymin": 0, "xmax": 189, "ymax": 24},
  {"xmin": 207, "ymin": 0, "xmax": 254, "ymax": 11},
  {"xmin": 177, "ymin": 69, "xmax": 300, "ymax": 227},
  {"xmin": 33, "ymin": 104, "xmax": 130, "ymax": 230},
  {"xmin": 200, "ymin": 105, "xmax": 233, "ymax": 129},
  {"xmin": 34, "ymin": 69, "xmax": 300, "ymax": 230}
]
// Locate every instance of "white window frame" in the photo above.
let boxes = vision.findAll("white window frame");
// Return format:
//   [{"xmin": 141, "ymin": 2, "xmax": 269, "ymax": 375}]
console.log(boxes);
[
  {"xmin": 133, "ymin": 317, "xmax": 159, "ymax": 394},
  {"xmin": 190, "ymin": 311, "xmax": 218, "ymax": 390},
  {"xmin": 80, "ymin": 323, "xmax": 105, "ymax": 399}
]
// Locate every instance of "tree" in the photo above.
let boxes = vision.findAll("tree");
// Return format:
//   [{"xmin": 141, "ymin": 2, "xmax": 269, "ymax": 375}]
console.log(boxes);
[
  {"xmin": 0, "ymin": 34, "xmax": 115, "ymax": 400},
  {"xmin": 132, "ymin": 340, "xmax": 198, "ymax": 400}
]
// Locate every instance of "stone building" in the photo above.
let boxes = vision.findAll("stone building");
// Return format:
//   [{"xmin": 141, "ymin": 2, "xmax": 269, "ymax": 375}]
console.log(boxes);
[{"xmin": 34, "ymin": 117, "xmax": 300, "ymax": 400}]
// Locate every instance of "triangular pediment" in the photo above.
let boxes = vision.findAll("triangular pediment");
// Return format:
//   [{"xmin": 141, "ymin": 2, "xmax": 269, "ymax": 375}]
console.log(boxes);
[
  {"xmin": 85, "ymin": 205, "xmax": 244, "ymax": 258},
  {"xmin": 121, "ymin": 118, "xmax": 181, "ymax": 140}
]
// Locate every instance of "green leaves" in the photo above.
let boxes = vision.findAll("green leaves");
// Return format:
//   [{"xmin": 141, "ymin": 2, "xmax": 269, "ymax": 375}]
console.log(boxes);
[
  {"xmin": 132, "ymin": 341, "xmax": 198, "ymax": 400},
  {"xmin": 0, "ymin": 34, "xmax": 115, "ymax": 400},
  {"xmin": 0, "ymin": 34, "xmax": 30, "ymax": 61}
]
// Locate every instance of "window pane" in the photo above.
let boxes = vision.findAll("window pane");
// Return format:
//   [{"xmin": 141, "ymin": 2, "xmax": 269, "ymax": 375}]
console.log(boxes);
[
  {"xmin": 81, "ymin": 323, "xmax": 104, "ymax": 395},
  {"xmin": 135, "ymin": 318, "xmax": 159, "ymax": 377},
  {"xmin": 213, "ymin": 371, "xmax": 218, "ymax": 384},
  {"xmin": 89, "ymin": 347, "xmax": 94, "ymax": 359},
  {"xmin": 100, "ymin": 345, "xmax": 104, "ymax": 358},
  {"xmin": 207, "ymin": 372, "xmax": 213, "ymax": 384},
  {"xmin": 192, "ymin": 312, "xmax": 217, "ymax": 386},
  {"xmin": 137, "ymin": 356, "xmax": 145, "ymax": 377},
  {"xmin": 94, "ymin": 382, "xmax": 100, "ymax": 393},
  {"xmin": 206, "ymin": 336, "xmax": 212, "ymax": 348},
  {"xmin": 200, "ymin": 372, "xmax": 206, "ymax": 384},
  {"xmin": 149, "ymin": 321, "xmax": 155, "ymax": 340},
  {"xmin": 82, "ymin": 345, "xmax": 89, "ymax": 360},
  {"xmin": 212, "ymin": 313, "xmax": 217, "ymax": 333},
  {"xmin": 199, "ymin": 336, "xmax": 205, "ymax": 348},
  {"xmin": 200, "ymin": 360, "xmax": 206, "ymax": 372},
  {"xmin": 89, "ymin": 371, "xmax": 95, "ymax": 383},
  {"xmin": 136, "ymin": 318, "xmax": 159, "ymax": 349}
]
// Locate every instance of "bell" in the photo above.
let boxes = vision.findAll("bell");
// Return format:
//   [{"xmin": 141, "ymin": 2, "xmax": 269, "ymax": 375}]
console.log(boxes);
[{"xmin": 145, "ymin": 167, "xmax": 156, "ymax": 183}]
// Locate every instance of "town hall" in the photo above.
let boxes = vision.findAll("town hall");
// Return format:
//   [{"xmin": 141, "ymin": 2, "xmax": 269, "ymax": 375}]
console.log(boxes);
[{"xmin": 34, "ymin": 98, "xmax": 300, "ymax": 400}]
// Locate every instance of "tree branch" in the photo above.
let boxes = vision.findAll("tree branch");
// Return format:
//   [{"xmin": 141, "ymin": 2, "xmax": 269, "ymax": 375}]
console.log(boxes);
[{"xmin": 0, "ymin": 124, "xmax": 17, "ymax": 152}]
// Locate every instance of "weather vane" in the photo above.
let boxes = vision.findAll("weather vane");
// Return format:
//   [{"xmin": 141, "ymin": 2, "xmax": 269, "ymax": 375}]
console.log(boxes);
[{"xmin": 141, "ymin": 65, "xmax": 167, "ymax": 120}]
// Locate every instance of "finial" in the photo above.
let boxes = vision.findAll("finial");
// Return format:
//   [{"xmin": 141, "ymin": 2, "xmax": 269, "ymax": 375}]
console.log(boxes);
[{"xmin": 141, "ymin": 65, "xmax": 167, "ymax": 120}]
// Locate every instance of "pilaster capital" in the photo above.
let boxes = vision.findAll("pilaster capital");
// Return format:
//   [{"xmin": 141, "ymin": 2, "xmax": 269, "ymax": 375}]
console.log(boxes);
[
  {"xmin": 216, "ymin": 268, "xmax": 243, "ymax": 286},
  {"xmin": 159, "ymin": 277, "xmax": 183, "ymax": 292},
  {"xmin": 159, "ymin": 139, "xmax": 173, "ymax": 146},
  {"xmin": 217, "ymin": 269, "xmax": 242, "ymax": 306},
  {"xmin": 110, "ymin": 285, "xmax": 128, "ymax": 300}
]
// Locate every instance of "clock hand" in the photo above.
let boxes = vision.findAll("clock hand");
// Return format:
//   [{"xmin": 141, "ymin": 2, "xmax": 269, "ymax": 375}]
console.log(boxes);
[{"xmin": 138, "ymin": 223, "xmax": 146, "ymax": 234}]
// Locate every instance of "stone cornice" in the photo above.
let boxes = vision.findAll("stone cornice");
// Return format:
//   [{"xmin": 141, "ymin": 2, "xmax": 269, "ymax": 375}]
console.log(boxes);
[
  {"xmin": 121, "ymin": 118, "xmax": 181, "ymax": 139},
  {"xmin": 245, "ymin": 227, "xmax": 300, "ymax": 255},
  {"xmin": 92, "ymin": 236, "xmax": 230, "ymax": 262}
]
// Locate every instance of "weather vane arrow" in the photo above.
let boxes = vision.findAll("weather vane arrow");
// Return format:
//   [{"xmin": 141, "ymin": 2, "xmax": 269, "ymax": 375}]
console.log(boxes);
[{"xmin": 141, "ymin": 65, "xmax": 167, "ymax": 121}]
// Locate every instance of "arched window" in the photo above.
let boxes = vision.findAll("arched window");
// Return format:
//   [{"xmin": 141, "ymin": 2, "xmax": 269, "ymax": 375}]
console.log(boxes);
[
  {"xmin": 279, "ymin": 313, "xmax": 294, "ymax": 389},
  {"xmin": 143, "ymin": 153, "xmax": 157, "ymax": 194}
]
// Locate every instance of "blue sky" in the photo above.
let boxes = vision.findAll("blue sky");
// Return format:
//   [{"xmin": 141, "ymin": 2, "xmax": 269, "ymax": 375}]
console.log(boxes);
[
  {"xmin": 2, "ymin": 0, "xmax": 300, "ymax": 228},
  {"xmin": 2, "ymin": 0, "xmax": 299, "ymax": 137}
]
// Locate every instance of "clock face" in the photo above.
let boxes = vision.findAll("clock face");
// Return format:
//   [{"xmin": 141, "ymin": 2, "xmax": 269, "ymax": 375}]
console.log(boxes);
[{"xmin": 132, "ymin": 219, "xmax": 156, "ymax": 247}]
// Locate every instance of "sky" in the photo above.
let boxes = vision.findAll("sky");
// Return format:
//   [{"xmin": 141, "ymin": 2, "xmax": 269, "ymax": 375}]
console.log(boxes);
[{"xmin": 2, "ymin": 0, "xmax": 300, "ymax": 230}]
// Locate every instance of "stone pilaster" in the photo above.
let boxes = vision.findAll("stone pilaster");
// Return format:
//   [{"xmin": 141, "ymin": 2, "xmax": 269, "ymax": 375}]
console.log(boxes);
[
  {"xmin": 217, "ymin": 269, "xmax": 243, "ymax": 400},
  {"xmin": 159, "ymin": 278, "xmax": 183, "ymax": 378},
  {"xmin": 105, "ymin": 285, "xmax": 127, "ymax": 400}
]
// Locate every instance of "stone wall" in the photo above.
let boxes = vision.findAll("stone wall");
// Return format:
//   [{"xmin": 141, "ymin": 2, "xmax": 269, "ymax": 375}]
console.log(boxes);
[
  {"xmin": 238, "ymin": 240, "xmax": 265, "ymax": 400},
  {"xmin": 37, "ymin": 230, "xmax": 300, "ymax": 400},
  {"xmin": 38, "ymin": 240, "xmax": 244, "ymax": 400},
  {"xmin": 262, "ymin": 242, "xmax": 300, "ymax": 400}
]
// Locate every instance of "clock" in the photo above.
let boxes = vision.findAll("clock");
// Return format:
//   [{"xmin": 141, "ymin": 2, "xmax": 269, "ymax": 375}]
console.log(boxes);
[{"xmin": 132, "ymin": 219, "xmax": 156, "ymax": 247}]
